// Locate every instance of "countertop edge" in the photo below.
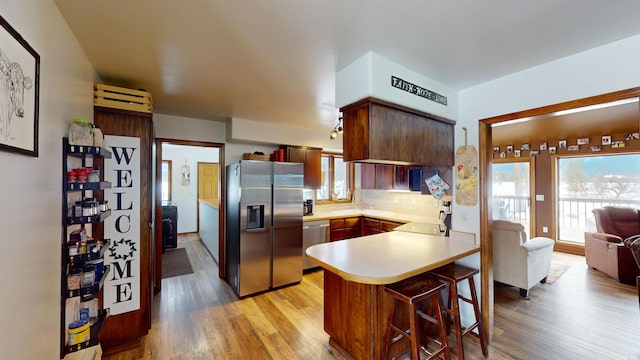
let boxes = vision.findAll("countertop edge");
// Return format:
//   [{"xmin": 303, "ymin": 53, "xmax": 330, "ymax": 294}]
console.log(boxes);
[{"xmin": 309, "ymin": 246, "xmax": 479, "ymax": 285}]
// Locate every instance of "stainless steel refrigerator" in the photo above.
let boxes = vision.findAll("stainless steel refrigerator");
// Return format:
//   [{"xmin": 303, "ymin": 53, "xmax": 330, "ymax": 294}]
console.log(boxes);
[{"xmin": 226, "ymin": 160, "xmax": 304, "ymax": 297}]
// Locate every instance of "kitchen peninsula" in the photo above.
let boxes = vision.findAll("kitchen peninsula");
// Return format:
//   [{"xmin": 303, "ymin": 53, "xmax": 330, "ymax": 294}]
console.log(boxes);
[{"xmin": 306, "ymin": 230, "xmax": 480, "ymax": 360}]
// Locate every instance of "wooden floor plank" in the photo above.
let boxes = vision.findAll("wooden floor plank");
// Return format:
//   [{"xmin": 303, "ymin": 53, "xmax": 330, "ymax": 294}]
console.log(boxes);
[{"xmin": 103, "ymin": 235, "xmax": 640, "ymax": 360}]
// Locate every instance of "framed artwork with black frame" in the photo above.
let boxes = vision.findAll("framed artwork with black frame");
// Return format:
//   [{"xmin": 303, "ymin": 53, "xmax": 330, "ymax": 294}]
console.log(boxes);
[{"xmin": 0, "ymin": 15, "xmax": 40, "ymax": 157}]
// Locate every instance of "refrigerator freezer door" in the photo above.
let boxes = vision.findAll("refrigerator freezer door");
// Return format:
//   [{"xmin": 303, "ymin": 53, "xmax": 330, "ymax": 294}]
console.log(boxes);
[
  {"xmin": 238, "ymin": 161, "xmax": 272, "ymax": 297},
  {"xmin": 271, "ymin": 162, "xmax": 304, "ymax": 288}
]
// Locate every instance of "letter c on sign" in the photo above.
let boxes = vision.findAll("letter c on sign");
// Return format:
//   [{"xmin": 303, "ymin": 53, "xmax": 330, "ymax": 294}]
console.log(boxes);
[{"xmin": 115, "ymin": 215, "xmax": 131, "ymax": 233}]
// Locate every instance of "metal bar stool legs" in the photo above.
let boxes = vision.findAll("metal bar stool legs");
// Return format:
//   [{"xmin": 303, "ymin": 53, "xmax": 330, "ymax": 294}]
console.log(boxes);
[
  {"xmin": 383, "ymin": 273, "xmax": 450, "ymax": 360},
  {"xmin": 429, "ymin": 263, "xmax": 488, "ymax": 359}
]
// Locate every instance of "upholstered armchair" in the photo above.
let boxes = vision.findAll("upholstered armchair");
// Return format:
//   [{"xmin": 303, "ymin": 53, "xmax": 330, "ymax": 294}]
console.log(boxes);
[
  {"xmin": 493, "ymin": 220, "xmax": 555, "ymax": 299},
  {"xmin": 584, "ymin": 206, "xmax": 640, "ymax": 285}
]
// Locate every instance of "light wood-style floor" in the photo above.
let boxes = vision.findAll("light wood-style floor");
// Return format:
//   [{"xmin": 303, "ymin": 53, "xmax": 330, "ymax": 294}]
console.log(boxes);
[{"xmin": 104, "ymin": 234, "xmax": 640, "ymax": 360}]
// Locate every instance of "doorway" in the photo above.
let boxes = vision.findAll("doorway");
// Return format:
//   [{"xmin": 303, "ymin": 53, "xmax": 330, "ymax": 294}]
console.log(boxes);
[
  {"xmin": 154, "ymin": 139, "xmax": 225, "ymax": 293},
  {"xmin": 479, "ymin": 86, "xmax": 640, "ymax": 342}
]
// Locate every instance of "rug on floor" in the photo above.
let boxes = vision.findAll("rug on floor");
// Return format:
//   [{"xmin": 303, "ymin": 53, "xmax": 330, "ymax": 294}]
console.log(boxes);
[
  {"xmin": 546, "ymin": 261, "xmax": 571, "ymax": 284},
  {"xmin": 162, "ymin": 248, "xmax": 194, "ymax": 279}
]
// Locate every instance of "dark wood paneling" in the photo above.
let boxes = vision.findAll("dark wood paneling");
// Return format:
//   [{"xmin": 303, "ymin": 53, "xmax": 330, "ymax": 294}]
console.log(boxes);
[
  {"xmin": 341, "ymin": 97, "xmax": 455, "ymax": 165},
  {"xmin": 342, "ymin": 101, "xmax": 371, "ymax": 162},
  {"xmin": 282, "ymin": 145, "xmax": 322, "ymax": 188},
  {"xmin": 94, "ymin": 106, "xmax": 153, "ymax": 354},
  {"xmin": 360, "ymin": 163, "xmax": 375, "ymax": 189},
  {"xmin": 374, "ymin": 164, "xmax": 394, "ymax": 189}
]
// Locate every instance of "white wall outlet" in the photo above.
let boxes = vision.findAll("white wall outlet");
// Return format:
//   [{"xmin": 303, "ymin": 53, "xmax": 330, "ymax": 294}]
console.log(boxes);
[{"xmin": 542, "ymin": 226, "xmax": 549, "ymax": 233}]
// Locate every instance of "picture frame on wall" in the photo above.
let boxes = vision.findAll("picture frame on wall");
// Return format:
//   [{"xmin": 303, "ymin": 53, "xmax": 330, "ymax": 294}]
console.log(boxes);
[
  {"xmin": 549, "ymin": 146, "xmax": 557, "ymax": 154},
  {"xmin": 0, "ymin": 15, "xmax": 40, "ymax": 157}
]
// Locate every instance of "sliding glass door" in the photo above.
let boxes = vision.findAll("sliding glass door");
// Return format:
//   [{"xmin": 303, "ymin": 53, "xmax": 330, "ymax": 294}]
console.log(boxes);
[{"xmin": 492, "ymin": 158, "xmax": 535, "ymax": 237}]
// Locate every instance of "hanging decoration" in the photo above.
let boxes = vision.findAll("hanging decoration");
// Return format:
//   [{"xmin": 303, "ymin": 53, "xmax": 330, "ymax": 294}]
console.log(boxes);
[
  {"xmin": 182, "ymin": 160, "xmax": 191, "ymax": 186},
  {"xmin": 455, "ymin": 127, "xmax": 478, "ymax": 206},
  {"xmin": 425, "ymin": 171, "xmax": 449, "ymax": 200}
]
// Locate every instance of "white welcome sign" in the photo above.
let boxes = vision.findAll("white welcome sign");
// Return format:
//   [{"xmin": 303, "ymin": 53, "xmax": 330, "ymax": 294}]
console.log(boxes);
[{"xmin": 103, "ymin": 135, "xmax": 141, "ymax": 315}]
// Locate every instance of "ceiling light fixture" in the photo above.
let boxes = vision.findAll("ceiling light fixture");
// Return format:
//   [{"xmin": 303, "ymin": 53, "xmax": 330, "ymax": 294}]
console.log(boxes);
[{"xmin": 329, "ymin": 116, "xmax": 343, "ymax": 140}]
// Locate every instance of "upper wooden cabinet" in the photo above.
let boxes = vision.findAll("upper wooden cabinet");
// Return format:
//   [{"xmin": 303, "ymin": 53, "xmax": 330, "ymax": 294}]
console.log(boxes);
[
  {"xmin": 361, "ymin": 164, "xmax": 422, "ymax": 190},
  {"xmin": 281, "ymin": 145, "xmax": 322, "ymax": 188},
  {"xmin": 340, "ymin": 97, "xmax": 455, "ymax": 166},
  {"xmin": 361, "ymin": 163, "xmax": 394, "ymax": 190}
]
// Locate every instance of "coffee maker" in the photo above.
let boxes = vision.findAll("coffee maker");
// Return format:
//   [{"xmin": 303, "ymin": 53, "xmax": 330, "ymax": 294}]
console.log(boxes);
[{"xmin": 303, "ymin": 199, "xmax": 313, "ymax": 215}]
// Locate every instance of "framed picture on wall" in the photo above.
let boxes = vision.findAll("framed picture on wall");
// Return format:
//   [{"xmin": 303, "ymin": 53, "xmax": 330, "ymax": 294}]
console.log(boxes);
[
  {"xmin": 549, "ymin": 146, "xmax": 557, "ymax": 154},
  {"xmin": 0, "ymin": 15, "xmax": 40, "ymax": 157}
]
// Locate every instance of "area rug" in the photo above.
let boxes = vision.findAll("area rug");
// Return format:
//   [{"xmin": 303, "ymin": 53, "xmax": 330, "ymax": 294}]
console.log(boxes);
[
  {"xmin": 162, "ymin": 248, "xmax": 194, "ymax": 279},
  {"xmin": 546, "ymin": 261, "xmax": 571, "ymax": 284}
]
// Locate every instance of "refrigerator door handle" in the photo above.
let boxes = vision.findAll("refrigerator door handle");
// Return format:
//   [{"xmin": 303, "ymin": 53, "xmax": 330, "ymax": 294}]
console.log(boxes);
[{"xmin": 246, "ymin": 228, "xmax": 267, "ymax": 233}]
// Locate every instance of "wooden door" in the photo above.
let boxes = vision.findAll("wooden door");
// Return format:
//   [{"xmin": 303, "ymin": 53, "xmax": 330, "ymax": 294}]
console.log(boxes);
[
  {"xmin": 94, "ymin": 106, "xmax": 153, "ymax": 355},
  {"xmin": 198, "ymin": 163, "xmax": 219, "ymax": 205}
]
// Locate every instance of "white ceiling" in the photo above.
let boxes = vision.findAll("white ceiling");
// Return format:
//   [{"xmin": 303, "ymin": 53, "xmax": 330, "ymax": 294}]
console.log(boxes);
[{"xmin": 53, "ymin": 0, "xmax": 640, "ymax": 132}]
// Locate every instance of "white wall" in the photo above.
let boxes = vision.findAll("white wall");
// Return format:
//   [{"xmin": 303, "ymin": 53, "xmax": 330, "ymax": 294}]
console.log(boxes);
[
  {"xmin": 229, "ymin": 117, "xmax": 337, "ymax": 151},
  {"xmin": 457, "ymin": 33, "xmax": 640, "ymax": 236},
  {"xmin": 336, "ymin": 52, "xmax": 458, "ymax": 120},
  {"xmin": 154, "ymin": 113, "xmax": 226, "ymax": 143},
  {"xmin": 0, "ymin": 1, "xmax": 97, "ymax": 358},
  {"xmin": 162, "ymin": 144, "xmax": 219, "ymax": 233}
]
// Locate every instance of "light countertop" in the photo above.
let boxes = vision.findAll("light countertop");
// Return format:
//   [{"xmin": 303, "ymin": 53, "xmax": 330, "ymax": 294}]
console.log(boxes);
[{"xmin": 305, "ymin": 231, "xmax": 480, "ymax": 285}]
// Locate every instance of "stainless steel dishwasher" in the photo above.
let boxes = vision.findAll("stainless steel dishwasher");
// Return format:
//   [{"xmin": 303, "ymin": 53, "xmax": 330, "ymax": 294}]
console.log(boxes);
[{"xmin": 302, "ymin": 220, "xmax": 329, "ymax": 270}]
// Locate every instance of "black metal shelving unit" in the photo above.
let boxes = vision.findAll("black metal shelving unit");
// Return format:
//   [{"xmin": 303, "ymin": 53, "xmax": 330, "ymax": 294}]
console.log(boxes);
[{"xmin": 61, "ymin": 137, "xmax": 112, "ymax": 359}]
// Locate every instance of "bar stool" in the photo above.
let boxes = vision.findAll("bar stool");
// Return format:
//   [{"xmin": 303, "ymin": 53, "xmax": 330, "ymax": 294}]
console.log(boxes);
[
  {"xmin": 428, "ymin": 263, "xmax": 488, "ymax": 359},
  {"xmin": 428, "ymin": 230, "xmax": 488, "ymax": 358},
  {"xmin": 382, "ymin": 273, "xmax": 450, "ymax": 360}
]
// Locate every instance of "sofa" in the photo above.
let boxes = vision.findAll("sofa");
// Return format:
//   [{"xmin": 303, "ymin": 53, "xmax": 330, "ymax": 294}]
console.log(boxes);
[
  {"xmin": 493, "ymin": 220, "xmax": 555, "ymax": 299},
  {"xmin": 585, "ymin": 206, "xmax": 640, "ymax": 285}
]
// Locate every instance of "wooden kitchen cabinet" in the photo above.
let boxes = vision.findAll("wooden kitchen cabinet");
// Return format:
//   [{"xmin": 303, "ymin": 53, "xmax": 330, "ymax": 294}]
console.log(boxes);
[
  {"xmin": 330, "ymin": 217, "xmax": 362, "ymax": 241},
  {"xmin": 341, "ymin": 97, "xmax": 455, "ymax": 165},
  {"xmin": 360, "ymin": 164, "xmax": 394, "ymax": 190},
  {"xmin": 362, "ymin": 217, "xmax": 381, "ymax": 235},
  {"xmin": 380, "ymin": 219, "xmax": 404, "ymax": 232},
  {"xmin": 362, "ymin": 217, "xmax": 404, "ymax": 235},
  {"xmin": 281, "ymin": 145, "xmax": 322, "ymax": 188}
]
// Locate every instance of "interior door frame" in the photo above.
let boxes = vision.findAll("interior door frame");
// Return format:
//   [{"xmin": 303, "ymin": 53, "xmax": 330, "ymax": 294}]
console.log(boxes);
[
  {"xmin": 479, "ymin": 86, "xmax": 640, "ymax": 342},
  {"xmin": 154, "ymin": 138, "xmax": 225, "ymax": 294},
  {"xmin": 492, "ymin": 157, "xmax": 536, "ymax": 237}
]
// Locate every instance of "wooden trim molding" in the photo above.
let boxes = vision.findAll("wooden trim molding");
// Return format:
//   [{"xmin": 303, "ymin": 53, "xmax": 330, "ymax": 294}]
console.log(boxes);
[{"xmin": 479, "ymin": 86, "xmax": 640, "ymax": 342}]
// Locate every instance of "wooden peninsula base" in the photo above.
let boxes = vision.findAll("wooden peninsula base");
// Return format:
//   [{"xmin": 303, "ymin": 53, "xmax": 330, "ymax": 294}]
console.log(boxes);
[{"xmin": 324, "ymin": 270, "xmax": 412, "ymax": 359}]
